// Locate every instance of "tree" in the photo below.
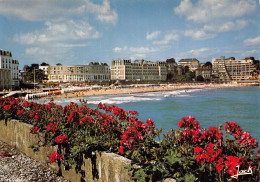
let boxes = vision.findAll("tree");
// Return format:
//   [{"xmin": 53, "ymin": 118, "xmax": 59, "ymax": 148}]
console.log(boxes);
[
  {"xmin": 21, "ymin": 64, "xmax": 48, "ymax": 84},
  {"xmin": 203, "ymin": 62, "xmax": 212, "ymax": 68},
  {"xmin": 184, "ymin": 66, "xmax": 190, "ymax": 74},
  {"xmin": 196, "ymin": 75, "xmax": 204, "ymax": 82}
]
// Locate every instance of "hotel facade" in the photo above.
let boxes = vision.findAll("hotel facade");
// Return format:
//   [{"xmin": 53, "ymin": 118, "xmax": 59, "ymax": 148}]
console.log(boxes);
[
  {"xmin": 110, "ymin": 59, "xmax": 167, "ymax": 81},
  {"xmin": 0, "ymin": 50, "xmax": 19, "ymax": 90},
  {"xmin": 212, "ymin": 56, "xmax": 256, "ymax": 82},
  {"xmin": 40, "ymin": 62, "xmax": 110, "ymax": 83}
]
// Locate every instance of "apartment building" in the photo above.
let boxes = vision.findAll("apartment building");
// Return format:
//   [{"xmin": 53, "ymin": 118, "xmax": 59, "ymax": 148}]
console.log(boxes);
[
  {"xmin": 110, "ymin": 59, "xmax": 167, "ymax": 81},
  {"xmin": 42, "ymin": 62, "xmax": 110, "ymax": 82},
  {"xmin": 212, "ymin": 56, "xmax": 255, "ymax": 82},
  {"xmin": 0, "ymin": 50, "xmax": 19, "ymax": 90}
]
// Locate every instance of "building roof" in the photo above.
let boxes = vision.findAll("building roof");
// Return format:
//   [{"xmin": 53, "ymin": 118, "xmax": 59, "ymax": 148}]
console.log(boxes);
[{"xmin": 0, "ymin": 49, "xmax": 12, "ymax": 57}]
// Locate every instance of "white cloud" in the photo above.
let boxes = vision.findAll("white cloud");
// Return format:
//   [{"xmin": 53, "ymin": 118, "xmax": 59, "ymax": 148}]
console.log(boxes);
[
  {"xmin": 146, "ymin": 31, "xmax": 161, "ymax": 40},
  {"xmin": 113, "ymin": 46, "xmax": 159, "ymax": 54},
  {"xmin": 0, "ymin": 0, "xmax": 118, "ymax": 24},
  {"xmin": 184, "ymin": 19, "xmax": 249, "ymax": 40},
  {"xmin": 175, "ymin": 0, "xmax": 255, "ymax": 40},
  {"xmin": 184, "ymin": 29, "xmax": 216, "ymax": 40},
  {"xmin": 128, "ymin": 46, "xmax": 159, "ymax": 54},
  {"xmin": 174, "ymin": 0, "xmax": 256, "ymax": 23},
  {"xmin": 14, "ymin": 20, "xmax": 100, "ymax": 45},
  {"xmin": 112, "ymin": 45, "xmax": 166, "ymax": 60},
  {"xmin": 26, "ymin": 47, "xmax": 48, "ymax": 56},
  {"xmin": 177, "ymin": 47, "xmax": 219, "ymax": 60},
  {"xmin": 130, "ymin": 54, "xmax": 146, "ymax": 60},
  {"xmin": 2, "ymin": 0, "xmax": 117, "ymax": 61},
  {"xmin": 241, "ymin": 49, "xmax": 260, "ymax": 58},
  {"xmin": 244, "ymin": 36, "xmax": 260, "ymax": 46},
  {"xmin": 25, "ymin": 46, "xmax": 78, "ymax": 65},
  {"xmin": 153, "ymin": 31, "xmax": 179, "ymax": 45},
  {"xmin": 113, "ymin": 47, "xmax": 122, "ymax": 53},
  {"xmin": 94, "ymin": 0, "xmax": 118, "ymax": 24}
]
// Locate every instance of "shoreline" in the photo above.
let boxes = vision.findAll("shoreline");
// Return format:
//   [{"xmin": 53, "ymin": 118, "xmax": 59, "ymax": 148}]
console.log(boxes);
[{"xmin": 50, "ymin": 83, "xmax": 259, "ymax": 100}]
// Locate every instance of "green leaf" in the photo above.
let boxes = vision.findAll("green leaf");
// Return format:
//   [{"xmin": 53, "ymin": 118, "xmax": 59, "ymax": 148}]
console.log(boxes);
[
  {"xmin": 132, "ymin": 168, "xmax": 148, "ymax": 182},
  {"xmin": 184, "ymin": 173, "xmax": 197, "ymax": 182}
]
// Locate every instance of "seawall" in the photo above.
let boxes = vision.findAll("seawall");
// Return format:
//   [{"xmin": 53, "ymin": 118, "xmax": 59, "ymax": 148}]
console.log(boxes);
[{"xmin": 0, "ymin": 119, "xmax": 174, "ymax": 182}]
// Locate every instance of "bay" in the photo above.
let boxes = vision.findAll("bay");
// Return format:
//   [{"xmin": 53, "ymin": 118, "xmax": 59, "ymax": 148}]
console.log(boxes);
[{"xmin": 38, "ymin": 86, "xmax": 260, "ymax": 145}]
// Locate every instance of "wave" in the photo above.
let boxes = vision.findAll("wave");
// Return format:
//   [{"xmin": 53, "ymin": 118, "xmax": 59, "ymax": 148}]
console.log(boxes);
[{"xmin": 87, "ymin": 95, "xmax": 162, "ymax": 105}]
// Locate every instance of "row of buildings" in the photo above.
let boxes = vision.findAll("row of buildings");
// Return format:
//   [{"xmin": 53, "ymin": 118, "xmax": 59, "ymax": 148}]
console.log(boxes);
[
  {"xmin": 0, "ymin": 49, "xmax": 258, "ymax": 90},
  {"xmin": 38, "ymin": 56, "xmax": 257, "ymax": 83}
]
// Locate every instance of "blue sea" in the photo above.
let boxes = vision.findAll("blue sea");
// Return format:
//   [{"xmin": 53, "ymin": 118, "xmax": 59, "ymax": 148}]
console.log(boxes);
[{"xmin": 37, "ymin": 86, "xmax": 260, "ymax": 145}]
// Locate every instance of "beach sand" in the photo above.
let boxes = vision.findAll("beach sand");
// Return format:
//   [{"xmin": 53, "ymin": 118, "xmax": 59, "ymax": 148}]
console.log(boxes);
[{"xmin": 51, "ymin": 83, "xmax": 257, "ymax": 100}]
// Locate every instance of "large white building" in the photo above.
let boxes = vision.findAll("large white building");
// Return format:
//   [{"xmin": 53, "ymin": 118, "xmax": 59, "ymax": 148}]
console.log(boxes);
[
  {"xmin": 40, "ymin": 62, "xmax": 110, "ymax": 83},
  {"xmin": 212, "ymin": 56, "xmax": 256, "ymax": 82},
  {"xmin": 0, "ymin": 50, "xmax": 19, "ymax": 90},
  {"xmin": 110, "ymin": 59, "xmax": 167, "ymax": 81}
]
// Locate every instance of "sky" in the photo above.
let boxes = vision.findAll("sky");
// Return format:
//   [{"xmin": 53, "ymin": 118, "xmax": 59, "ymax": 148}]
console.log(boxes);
[{"xmin": 0, "ymin": 0, "xmax": 259, "ymax": 68}]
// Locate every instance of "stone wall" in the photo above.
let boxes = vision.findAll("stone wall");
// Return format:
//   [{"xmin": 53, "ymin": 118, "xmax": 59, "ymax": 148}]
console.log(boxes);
[
  {"xmin": 0, "ymin": 119, "xmax": 133, "ymax": 182},
  {"xmin": 0, "ymin": 119, "xmax": 175, "ymax": 182}
]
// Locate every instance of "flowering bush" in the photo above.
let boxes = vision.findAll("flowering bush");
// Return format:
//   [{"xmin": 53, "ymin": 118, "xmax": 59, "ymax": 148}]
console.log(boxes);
[{"xmin": 0, "ymin": 97, "xmax": 259, "ymax": 182}]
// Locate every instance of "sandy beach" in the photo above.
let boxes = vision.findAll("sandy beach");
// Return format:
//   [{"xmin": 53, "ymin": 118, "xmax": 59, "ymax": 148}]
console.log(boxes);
[{"xmin": 51, "ymin": 82, "xmax": 258, "ymax": 100}]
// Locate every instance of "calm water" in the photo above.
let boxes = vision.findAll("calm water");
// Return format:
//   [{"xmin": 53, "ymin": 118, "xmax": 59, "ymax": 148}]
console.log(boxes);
[{"xmin": 37, "ymin": 86, "xmax": 260, "ymax": 144}]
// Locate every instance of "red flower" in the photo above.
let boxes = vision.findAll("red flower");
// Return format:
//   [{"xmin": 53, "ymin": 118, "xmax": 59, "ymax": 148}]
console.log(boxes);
[
  {"xmin": 216, "ymin": 158, "xmax": 224, "ymax": 173},
  {"xmin": 118, "ymin": 146, "xmax": 124, "ymax": 154},
  {"xmin": 23, "ymin": 101, "xmax": 31, "ymax": 107},
  {"xmin": 98, "ymin": 102, "xmax": 107, "ymax": 110},
  {"xmin": 129, "ymin": 110, "xmax": 139, "ymax": 116},
  {"xmin": 67, "ymin": 111, "xmax": 80, "ymax": 123},
  {"xmin": 17, "ymin": 109, "xmax": 23, "ymax": 116},
  {"xmin": 178, "ymin": 121, "xmax": 184, "ymax": 128},
  {"xmin": 4, "ymin": 105, "xmax": 11, "ymax": 111},
  {"xmin": 29, "ymin": 126, "xmax": 39, "ymax": 134},
  {"xmin": 55, "ymin": 135, "xmax": 68, "ymax": 144},
  {"xmin": 49, "ymin": 151, "xmax": 63, "ymax": 163},
  {"xmin": 224, "ymin": 156, "xmax": 241, "ymax": 176},
  {"xmin": 237, "ymin": 131, "xmax": 258, "ymax": 148},
  {"xmin": 46, "ymin": 123, "xmax": 58, "ymax": 132},
  {"xmin": 195, "ymin": 143, "xmax": 222, "ymax": 164},
  {"xmin": 200, "ymin": 127, "xmax": 223, "ymax": 146},
  {"xmin": 257, "ymin": 149, "xmax": 260, "ymax": 158},
  {"xmin": 80, "ymin": 116, "xmax": 94, "ymax": 126},
  {"xmin": 194, "ymin": 146, "xmax": 203, "ymax": 154},
  {"xmin": 224, "ymin": 121, "xmax": 242, "ymax": 139}
]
